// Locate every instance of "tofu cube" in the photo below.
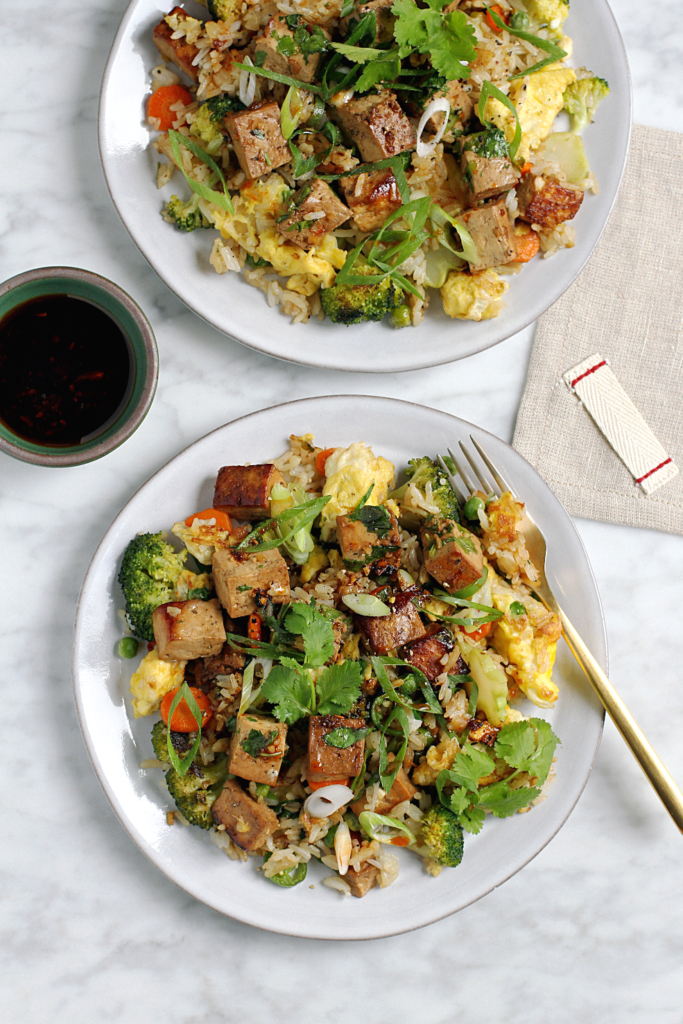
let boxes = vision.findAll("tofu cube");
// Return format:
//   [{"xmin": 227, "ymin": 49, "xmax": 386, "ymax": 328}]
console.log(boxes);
[
  {"xmin": 277, "ymin": 179, "xmax": 351, "ymax": 251},
  {"xmin": 402, "ymin": 625, "xmax": 456, "ymax": 682},
  {"xmin": 307, "ymin": 715, "xmax": 366, "ymax": 784},
  {"xmin": 338, "ymin": 169, "xmax": 402, "ymax": 233},
  {"xmin": 212, "ymin": 547, "xmax": 290, "ymax": 617},
  {"xmin": 461, "ymin": 198, "xmax": 518, "ymax": 272},
  {"xmin": 335, "ymin": 91, "xmax": 415, "ymax": 163},
  {"xmin": 228, "ymin": 714, "xmax": 288, "ymax": 784},
  {"xmin": 336, "ymin": 510, "xmax": 401, "ymax": 570},
  {"xmin": 153, "ymin": 8, "xmax": 199, "ymax": 83},
  {"xmin": 517, "ymin": 173, "xmax": 584, "ymax": 229},
  {"xmin": 211, "ymin": 779, "xmax": 279, "ymax": 851},
  {"xmin": 340, "ymin": 0, "xmax": 396, "ymax": 43},
  {"xmin": 460, "ymin": 129, "xmax": 519, "ymax": 204},
  {"xmin": 153, "ymin": 598, "xmax": 226, "ymax": 662},
  {"xmin": 213, "ymin": 463, "xmax": 286, "ymax": 521},
  {"xmin": 346, "ymin": 862, "xmax": 380, "ymax": 898},
  {"xmin": 356, "ymin": 591, "xmax": 426, "ymax": 655},
  {"xmin": 254, "ymin": 15, "xmax": 328, "ymax": 85},
  {"xmin": 223, "ymin": 102, "xmax": 290, "ymax": 180},
  {"xmin": 421, "ymin": 81, "xmax": 474, "ymax": 135},
  {"xmin": 351, "ymin": 763, "xmax": 417, "ymax": 816},
  {"xmin": 421, "ymin": 517, "xmax": 484, "ymax": 592}
]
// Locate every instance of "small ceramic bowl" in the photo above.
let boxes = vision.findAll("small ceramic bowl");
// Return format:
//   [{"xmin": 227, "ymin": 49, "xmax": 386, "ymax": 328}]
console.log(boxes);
[{"xmin": 0, "ymin": 266, "xmax": 158, "ymax": 467}]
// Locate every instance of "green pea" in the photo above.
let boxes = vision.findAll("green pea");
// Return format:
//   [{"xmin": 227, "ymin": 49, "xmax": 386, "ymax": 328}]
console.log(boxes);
[
  {"xmin": 390, "ymin": 304, "xmax": 411, "ymax": 329},
  {"xmin": 398, "ymin": 676, "xmax": 419, "ymax": 697},
  {"xmin": 463, "ymin": 496, "xmax": 485, "ymax": 520},
  {"xmin": 118, "ymin": 637, "xmax": 139, "ymax": 659},
  {"xmin": 510, "ymin": 11, "xmax": 529, "ymax": 30},
  {"xmin": 255, "ymin": 784, "xmax": 271, "ymax": 798}
]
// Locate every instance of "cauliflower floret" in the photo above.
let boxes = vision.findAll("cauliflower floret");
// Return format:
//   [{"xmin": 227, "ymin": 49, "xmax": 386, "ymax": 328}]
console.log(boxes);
[
  {"xmin": 172, "ymin": 517, "xmax": 231, "ymax": 566},
  {"xmin": 524, "ymin": 0, "xmax": 570, "ymax": 32},
  {"xmin": 320, "ymin": 442, "xmax": 395, "ymax": 537},
  {"xmin": 486, "ymin": 66, "xmax": 577, "ymax": 163},
  {"xmin": 129, "ymin": 648, "xmax": 186, "ymax": 718},
  {"xmin": 441, "ymin": 269, "xmax": 508, "ymax": 321}
]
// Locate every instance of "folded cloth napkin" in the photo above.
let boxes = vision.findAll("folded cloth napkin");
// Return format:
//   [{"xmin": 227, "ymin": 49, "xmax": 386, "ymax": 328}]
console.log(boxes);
[{"xmin": 513, "ymin": 124, "xmax": 683, "ymax": 535}]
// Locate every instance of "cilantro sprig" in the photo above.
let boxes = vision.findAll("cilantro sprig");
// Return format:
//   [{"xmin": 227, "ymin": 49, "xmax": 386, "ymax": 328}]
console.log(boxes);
[
  {"xmin": 436, "ymin": 718, "xmax": 560, "ymax": 833},
  {"xmin": 392, "ymin": 0, "xmax": 476, "ymax": 81}
]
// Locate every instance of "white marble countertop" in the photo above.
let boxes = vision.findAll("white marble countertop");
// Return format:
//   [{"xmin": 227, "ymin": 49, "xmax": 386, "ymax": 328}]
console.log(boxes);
[{"xmin": 2, "ymin": 1, "xmax": 683, "ymax": 1019}]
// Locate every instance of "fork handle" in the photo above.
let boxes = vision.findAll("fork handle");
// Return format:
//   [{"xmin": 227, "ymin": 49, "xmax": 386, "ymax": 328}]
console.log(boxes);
[{"xmin": 558, "ymin": 608, "xmax": 683, "ymax": 832}]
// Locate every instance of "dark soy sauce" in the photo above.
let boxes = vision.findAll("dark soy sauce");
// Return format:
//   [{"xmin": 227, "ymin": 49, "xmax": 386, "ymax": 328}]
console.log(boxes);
[{"xmin": 0, "ymin": 294, "xmax": 132, "ymax": 447}]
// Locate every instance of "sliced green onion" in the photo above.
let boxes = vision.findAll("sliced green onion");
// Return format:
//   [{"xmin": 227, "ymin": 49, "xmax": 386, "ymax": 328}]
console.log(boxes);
[
  {"xmin": 238, "ymin": 660, "xmax": 255, "ymax": 718},
  {"xmin": 484, "ymin": 6, "xmax": 567, "ymax": 78},
  {"xmin": 263, "ymin": 853, "xmax": 308, "ymax": 886},
  {"xmin": 236, "ymin": 495, "xmax": 331, "ymax": 553},
  {"xmin": 342, "ymin": 593, "xmax": 391, "ymax": 617},
  {"xmin": 358, "ymin": 811, "xmax": 416, "ymax": 846},
  {"xmin": 477, "ymin": 81, "xmax": 522, "ymax": 163},
  {"xmin": 232, "ymin": 61, "xmax": 323, "ymax": 96},
  {"xmin": 168, "ymin": 129, "xmax": 234, "ymax": 215},
  {"xmin": 450, "ymin": 565, "xmax": 489, "ymax": 599},
  {"xmin": 166, "ymin": 682, "xmax": 203, "ymax": 776},
  {"xmin": 429, "ymin": 205, "xmax": 478, "ymax": 264},
  {"xmin": 280, "ymin": 85, "xmax": 303, "ymax": 140}
]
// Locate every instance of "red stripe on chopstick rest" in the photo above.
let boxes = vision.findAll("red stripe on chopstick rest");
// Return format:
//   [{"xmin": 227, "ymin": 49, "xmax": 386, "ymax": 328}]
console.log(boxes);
[
  {"xmin": 562, "ymin": 352, "xmax": 679, "ymax": 496},
  {"xmin": 570, "ymin": 360, "xmax": 607, "ymax": 388}
]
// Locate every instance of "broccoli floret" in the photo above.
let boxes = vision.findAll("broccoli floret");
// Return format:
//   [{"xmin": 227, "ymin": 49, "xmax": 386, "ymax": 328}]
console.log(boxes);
[
  {"xmin": 320, "ymin": 265, "xmax": 404, "ymax": 325},
  {"xmin": 165, "ymin": 194, "xmax": 212, "ymax": 232},
  {"xmin": 206, "ymin": 0, "xmax": 241, "ymax": 20},
  {"xmin": 420, "ymin": 805, "xmax": 464, "ymax": 867},
  {"xmin": 190, "ymin": 95, "xmax": 245, "ymax": 153},
  {"xmin": 563, "ymin": 70, "xmax": 610, "ymax": 133},
  {"xmin": 118, "ymin": 532, "xmax": 187, "ymax": 641},
  {"xmin": 151, "ymin": 721, "xmax": 194, "ymax": 763},
  {"xmin": 400, "ymin": 456, "xmax": 461, "ymax": 522},
  {"xmin": 524, "ymin": 0, "xmax": 569, "ymax": 29},
  {"xmin": 166, "ymin": 754, "xmax": 229, "ymax": 829}
]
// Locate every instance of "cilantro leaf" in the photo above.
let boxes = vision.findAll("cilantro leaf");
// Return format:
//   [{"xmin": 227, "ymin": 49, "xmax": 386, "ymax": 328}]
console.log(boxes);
[
  {"xmin": 260, "ymin": 663, "xmax": 312, "ymax": 724},
  {"xmin": 285, "ymin": 602, "xmax": 335, "ymax": 668},
  {"xmin": 478, "ymin": 778, "xmax": 542, "ymax": 817},
  {"xmin": 316, "ymin": 660, "xmax": 363, "ymax": 715},
  {"xmin": 355, "ymin": 52, "xmax": 401, "ymax": 92},
  {"xmin": 330, "ymin": 42, "xmax": 385, "ymax": 62},
  {"xmin": 348, "ymin": 502, "xmax": 393, "ymax": 537},
  {"xmin": 324, "ymin": 725, "xmax": 370, "ymax": 748},
  {"xmin": 495, "ymin": 718, "xmax": 559, "ymax": 785},
  {"xmin": 449, "ymin": 745, "xmax": 496, "ymax": 791},
  {"xmin": 391, "ymin": 0, "xmax": 476, "ymax": 79},
  {"xmin": 459, "ymin": 802, "xmax": 486, "ymax": 835},
  {"xmin": 241, "ymin": 728, "xmax": 278, "ymax": 757}
]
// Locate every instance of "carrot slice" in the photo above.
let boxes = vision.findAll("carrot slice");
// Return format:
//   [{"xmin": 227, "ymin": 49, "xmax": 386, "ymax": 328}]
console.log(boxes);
[
  {"xmin": 513, "ymin": 228, "xmax": 541, "ymax": 263},
  {"xmin": 485, "ymin": 5, "xmax": 508, "ymax": 31},
  {"xmin": 148, "ymin": 84, "xmax": 193, "ymax": 131},
  {"xmin": 308, "ymin": 777, "xmax": 350, "ymax": 791},
  {"xmin": 160, "ymin": 686, "xmax": 213, "ymax": 732},
  {"xmin": 315, "ymin": 447, "xmax": 336, "ymax": 476},
  {"xmin": 184, "ymin": 507, "xmax": 232, "ymax": 531}
]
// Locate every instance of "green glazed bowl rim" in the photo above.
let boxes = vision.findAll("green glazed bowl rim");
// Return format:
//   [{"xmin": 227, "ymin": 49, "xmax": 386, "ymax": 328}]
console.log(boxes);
[{"xmin": 0, "ymin": 266, "xmax": 158, "ymax": 467}]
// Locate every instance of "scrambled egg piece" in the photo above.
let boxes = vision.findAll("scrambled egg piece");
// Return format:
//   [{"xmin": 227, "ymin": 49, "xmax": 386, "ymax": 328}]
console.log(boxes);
[
  {"xmin": 211, "ymin": 174, "xmax": 346, "ymax": 296},
  {"xmin": 174, "ymin": 569, "xmax": 213, "ymax": 599},
  {"xmin": 441, "ymin": 270, "xmax": 508, "ymax": 321},
  {"xmin": 172, "ymin": 517, "xmax": 231, "ymax": 566},
  {"xmin": 320, "ymin": 442, "xmax": 395, "ymax": 537},
  {"xmin": 489, "ymin": 573, "xmax": 561, "ymax": 708},
  {"xmin": 485, "ymin": 66, "xmax": 577, "ymax": 163},
  {"xmin": 129, "ymin": 648, "xmax": 186, "ymax": 718},
  {"xmin": 413, "ymin": 736, "xmax": 460, "ymax": 787}
]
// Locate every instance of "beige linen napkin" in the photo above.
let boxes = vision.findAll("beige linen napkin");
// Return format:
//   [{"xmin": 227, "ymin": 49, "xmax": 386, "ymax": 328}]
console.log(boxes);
[{"xmin": 513, "ymin": 124, "xmax": 683, "ymax": 535}]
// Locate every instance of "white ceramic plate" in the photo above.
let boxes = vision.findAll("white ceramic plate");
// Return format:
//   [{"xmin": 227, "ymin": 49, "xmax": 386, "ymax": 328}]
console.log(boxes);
[
  {"xmin": 98, "ymin": 0, "xmax": 631, "ymax": 373},
  {"xmin": 73, "ymin": 395, "xmax": 606, "ymax": 938}
]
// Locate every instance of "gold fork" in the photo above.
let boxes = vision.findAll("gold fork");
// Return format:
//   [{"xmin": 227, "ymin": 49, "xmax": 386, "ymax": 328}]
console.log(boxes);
[{"xmin": 437, "ymin": 437, "xmax": 683, "ymax": 833}]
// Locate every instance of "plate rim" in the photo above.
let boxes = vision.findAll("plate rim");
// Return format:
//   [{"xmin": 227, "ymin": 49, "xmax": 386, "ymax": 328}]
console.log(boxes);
[
  {"xmin": 97, "ymin": 0, "xmax": 633, "ymax": 373},
  {"xmin": 72, "ymin": 394, "xmax": 607, "ymax": 938}
]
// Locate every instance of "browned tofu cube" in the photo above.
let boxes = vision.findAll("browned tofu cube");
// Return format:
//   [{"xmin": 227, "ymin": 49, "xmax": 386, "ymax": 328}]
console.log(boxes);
[
  {"xmin": 418, "ymin": 81, "xmax": 474, "ymax": 136},
  {"xmin": 213, "ymin": 464, "xmax": 286, "ymax": 521},
  {"xmin": 402, "ymin": 624, "xmax": 456, "ymax": 682},
  {"xmin": 335, "ymin": 91, "xmax": 415, "ymax": 163},
  {"xmin": 517, "ymin": 173, "xmax": 584, "ymax": 229},
  {"xmin": 277, "ymin": 179, "xmax": 351, "ymax": 251},
  {"xmin": 336, "ymin": 510, "xmax": 400, "ymax": 571},
  {"xmin": 153, "ymin": 8, "xmax": 199, "ymax": 83},
  {"xmin": 340, "ymin": 0, "xmax": 396, "ymax": 43},
  {"xmin": 351, "ymin": 764, "xmax": 417, "ymax": 816},
  {"xmin": 307, "ymin": 715, "xmax": 366, "ymax": 784},
  {"xmin": 213, "ymin": 547, "xmax": 290, "ymax": 617},
  {"xmin": 468, "ymin": 718, "xmax": 498, "ymax": 747},
  {"xmin": 461, "ymin": 198, "xmax": 518, "ymax": 272},
  {"xmin": 356, "ymin": 591, "xmax": 426, "ymax": 655},
  {"xmin": 338, "ymin": 169, "xmax": 402, "ymax": 233},
  {"xmin": 253, "ymin": 15, "xmax": 328, "ymax": 85},
  {"xmin": 346, "ymin": 861, "xmax": 380, "ymax": 898},
  {"xmin": 228, "ymin": 714, "xmax": 288, "ymax": 784},
  {"xmin": 153, "ymin": 598, "xmax": 226, "ymax": 662},
  {"xmin": 223, "ymin": 102, "xmax": 290, "ymax": 179},
  {"xmin": 211, "ymin": 779, "xmax": 279, "ymax": 851},
  {"xmin": 460, "ymin": 130, "xmax": 519, "ymax": 204},
  {"xmin": 421, "ymin": 516, "xmax": 484, "ymax": 592}
]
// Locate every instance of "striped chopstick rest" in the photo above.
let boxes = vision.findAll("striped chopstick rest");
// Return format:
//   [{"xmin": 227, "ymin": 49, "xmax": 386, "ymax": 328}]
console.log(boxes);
[{"xmin": 563, "ymin": 353, "xmax": 679, "ymax": 496}]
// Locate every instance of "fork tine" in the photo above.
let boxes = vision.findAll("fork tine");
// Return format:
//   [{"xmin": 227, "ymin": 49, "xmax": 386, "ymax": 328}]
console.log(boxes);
[
  {"xmin": 447, "ymin": 447, "xmax": 477, "ymax": 495},
  {"xmin": 469, "ymin": 436, "xmax": 516, "ymax": 498},
  {"xmin": 437, "ymin": 454, "xmax": 468, "ymax": 503},
  {"xmin": 459, "ymin": 441, "xmax": 498, "ymax": 496}
]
